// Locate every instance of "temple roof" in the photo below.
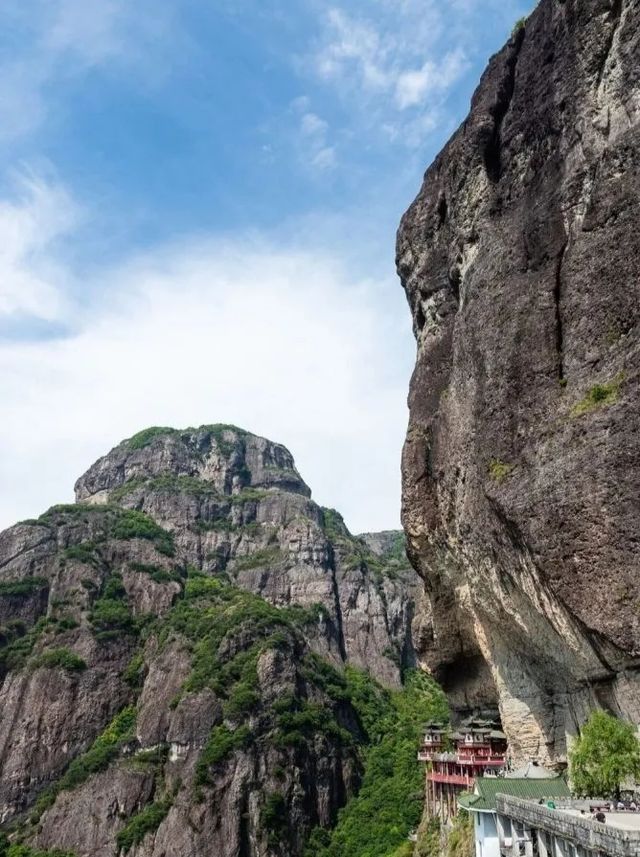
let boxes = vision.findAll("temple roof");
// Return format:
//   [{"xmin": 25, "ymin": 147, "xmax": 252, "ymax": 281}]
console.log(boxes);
[{"xmin": 458, "ymin": 777, "xmax": 570, "ymax": 813}]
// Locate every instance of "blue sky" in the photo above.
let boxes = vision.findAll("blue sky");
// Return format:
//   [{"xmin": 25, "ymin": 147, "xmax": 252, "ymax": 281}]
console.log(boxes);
[{"xmin": 0, "ymin": 0, "xmax": 531, "ymax": 532}]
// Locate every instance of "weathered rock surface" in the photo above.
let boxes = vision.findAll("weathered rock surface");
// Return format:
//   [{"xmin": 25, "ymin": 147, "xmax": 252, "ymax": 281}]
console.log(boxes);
[
  {"xmin": 75, "ymin": 425, "xmax": 420, "ymax": 687},
  {"xmin": 0, "ymin": 424, "xmax": 420, "ymax": 856},
  {"xmin": 398, "ymin": 0, "xmax": 640, "ymax": 764}
]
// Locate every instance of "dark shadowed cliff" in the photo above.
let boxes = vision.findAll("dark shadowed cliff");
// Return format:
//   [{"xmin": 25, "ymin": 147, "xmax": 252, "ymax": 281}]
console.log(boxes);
[{"xmin": 398, "ymin": 0, "xmax": 640, "ymax": 765}]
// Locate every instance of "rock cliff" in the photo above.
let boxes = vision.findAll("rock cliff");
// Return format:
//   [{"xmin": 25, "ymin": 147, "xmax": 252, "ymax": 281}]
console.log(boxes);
[
  {"xmin": 0, "ymin": 425, "xmax": 421, "ymax": 856},
  {"xmin": 397, "ymin": 0, "xmax": 640, "ymax": 765}
]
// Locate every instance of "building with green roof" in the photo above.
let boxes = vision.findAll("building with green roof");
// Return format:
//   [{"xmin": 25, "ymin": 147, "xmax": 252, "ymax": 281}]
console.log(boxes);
[{"xmin": 459, "ymin": 776, "xmax": 571, "ymax": 857}]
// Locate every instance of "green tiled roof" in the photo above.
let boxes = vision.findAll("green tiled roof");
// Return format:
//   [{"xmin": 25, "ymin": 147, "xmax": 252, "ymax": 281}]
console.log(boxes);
[{"xmin": 458, "ymin": 777, "xmax": 571, "ymax": 812}]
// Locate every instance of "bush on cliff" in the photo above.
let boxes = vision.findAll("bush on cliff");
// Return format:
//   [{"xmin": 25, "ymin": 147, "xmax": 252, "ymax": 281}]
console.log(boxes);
[
  {"xmin": 307, "ymin": 669, "xmax": 449, "ymax": 857},
  {"xmin": 570, "ymin": 710, "xmax": 640, "ymax": 798}
]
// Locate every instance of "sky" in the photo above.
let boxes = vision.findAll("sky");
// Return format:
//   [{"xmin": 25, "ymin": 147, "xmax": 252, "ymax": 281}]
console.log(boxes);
[{"xmin": 0, "ymin": 0, "xmax": 531, "ymax": 534}]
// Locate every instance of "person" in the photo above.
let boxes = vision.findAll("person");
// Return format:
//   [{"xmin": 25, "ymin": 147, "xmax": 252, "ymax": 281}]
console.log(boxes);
[
  {"xmin": 630, "ymin": 800, "xmax": 637, "ymax": 812},
  {"xmin": 595, "ymin": 812, "xmax": 606, "ymax": 823}
]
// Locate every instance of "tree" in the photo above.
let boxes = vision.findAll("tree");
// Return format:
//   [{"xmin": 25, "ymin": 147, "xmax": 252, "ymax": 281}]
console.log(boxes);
[{"xmin": 570, "ymin": 711, "xmax": 640, "ymax": 799}]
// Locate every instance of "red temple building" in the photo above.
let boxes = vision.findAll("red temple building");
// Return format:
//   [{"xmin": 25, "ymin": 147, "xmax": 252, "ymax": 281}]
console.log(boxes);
[{"xmin": 418, "ymin": 719, "xmax": 508, "ymax": 820}]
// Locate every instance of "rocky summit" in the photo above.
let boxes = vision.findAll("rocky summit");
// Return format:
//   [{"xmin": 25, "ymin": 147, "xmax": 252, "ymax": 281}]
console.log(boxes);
[
  {"xmin": 0, "ymin": 424, "xmax": 423, "ymax": 856},
  {"xmin": 398, "ymin": 0, "xmax": 640, "ymax": 766}
]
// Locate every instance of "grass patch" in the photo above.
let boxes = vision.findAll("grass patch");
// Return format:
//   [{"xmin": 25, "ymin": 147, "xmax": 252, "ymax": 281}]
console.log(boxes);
[
  {"xmin": 31, "ymin": 648, "xmax": 87, "ymax": 672},
  {"xmin": 571, "ymin": 375, "xmax": 623, "ymax": 417},
  {"xmin": 488, "ymin": 459, "xmax": 515, "ymax": 482},
  {"xmin": 116, "ymin": 797, "xmax": 172, "ymax": 852}
]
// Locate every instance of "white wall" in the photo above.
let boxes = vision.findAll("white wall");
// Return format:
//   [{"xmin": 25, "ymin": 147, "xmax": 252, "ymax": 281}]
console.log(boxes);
[{"xmin": 475, "ymin": 813, "xmax": 500, "ymax": 857}]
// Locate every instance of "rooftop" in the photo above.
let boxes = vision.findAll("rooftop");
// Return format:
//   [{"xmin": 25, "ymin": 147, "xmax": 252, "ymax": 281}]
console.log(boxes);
[{"xmin": 458, "ymin": 777, "xmax": 571, "ymax": 812}]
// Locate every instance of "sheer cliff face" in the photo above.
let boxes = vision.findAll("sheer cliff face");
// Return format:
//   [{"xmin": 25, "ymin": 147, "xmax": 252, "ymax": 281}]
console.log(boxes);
[
  {"xmin": 398, "ymin": 0, "xmax": 640, "ymax": 764},
  {"xmin": 0, "ymin": 425, "xmax": 420, "ymax": 855}
]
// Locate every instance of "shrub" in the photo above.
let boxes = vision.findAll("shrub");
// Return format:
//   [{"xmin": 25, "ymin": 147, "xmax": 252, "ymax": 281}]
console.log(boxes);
[
  {"xmin": 129, "ymin": 562, "xmax": 183, "ymax": 584},
  {"xmin": 116, "ymin": 797, "xmax": 172, "ymax": 852},
  {"xmin": 89, "ymin": 575, "xmax": 136, "ymax": 636},
  {"xmin": 195, "ymin": 725, "xmax": 252, "ymax": 786},
  {"xmin": 512, "ymin": 16, "xmax": 526, "ymax": 36},
  {"xmin": 0, "ymin": 577, "xmax": 48, "ymax": 598},
  {"xmin": 110, "ymin": 510, "xmax": 175, "ymax": 557},
  {"xmin": 127, "ymin": 427, "xmax": 176, "ymax": 450},
  {"xmin": 5, "ymin": 847, "xmax": 77, "ymax": 857},
  {"xmin": 63, "ymin": 543, "xmax": 99, "ymax": 565},
  {"xmin": 261, "ymin": 792, "xmax": 288, "ymax": 846},
  {"xmin": 0, "ymin": 617, "xmax": 53, "ymax": 675},
  {"xmin": 32, "ymin": 648, "xmax": 87, "ymax": 672},
  {"xmin": 488, "ymin": 459, "xmax": 515, "ymax": 482},
  {"xmin": 123, "ymin": 652, "xmax": 146, "ymax": 688},
  {"xmin": 569, "ymin": 710, "xmax": 640, "ymax": 798},
  {"xmin": 571, "ymin": 375, "xmax": 623, "ymax": 417}
]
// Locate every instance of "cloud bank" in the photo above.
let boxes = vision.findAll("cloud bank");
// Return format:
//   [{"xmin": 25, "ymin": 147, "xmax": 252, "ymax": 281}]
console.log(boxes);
[{"xmin": 0, "ymin": 178, "xmax": 412, "ymax": 534}]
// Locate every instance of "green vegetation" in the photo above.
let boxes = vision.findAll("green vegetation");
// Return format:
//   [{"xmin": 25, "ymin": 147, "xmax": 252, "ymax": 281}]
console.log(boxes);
[
  {"xmin": 569, "ymin": 710, "xmax": 640, "ymax": 799},
  {"xmin": 0, "ymin": 578, "xmax": 48, "ymax": 598},
  {"xmin": 127, "ymin": 427, "xmax": 176, "ymax": 449},
  {"xmin": 261, "ymin": 792, "xmax": 288, "ymax": 846},
  {"xmin": 89, "ymin": 574, "xmax": 136, "ymax": 638},
  {"xmin": 0, "ymin": 845, "xmax": 76, "ymax": 857},
  {"xmin": 63, "ymin": 543, "xmax": 99, "ymax": 565},
  {"xmin": 233, "ymin": 547, "xmax": 285, "ymax": 572},
  {"xmin": 129, "ymin": 562, "xmax": 183, "ymax": 584},
  {"xmin": 570, "ymin": 375, "xmax": 623, "ymax": 418},
  {"xmin": 123, "ymin": 652, "xmax": 146, "ymax": 688},
  {"xmin": 125, "ymin": 423, "xmax": 247, "ymax": 455},
  {"xmin": 31, "ymin": 648, "xmax": 87, "ymax": 672},
  {"xmin": 195, "ymin": 725, "xmax": 252, "ymax": 786},
  {"xmin": 110, "ymin": 509, "xmax": 175, "ymax": 556},
  {"xmin": 447, "ymin": 811, "xmax": 474, "ymax": 857},
  {"xmin": 116, "ymin": 797, "xmax": 172, "ymax": 852},
  {"xmin": 307, "ymin": 669, "xmax": 449, "ymax": 857},
  {"xmin": 38, "ymin": 506, "xmax": 175, "ymax": 558},
  {"xmin": 488, "ymin": 459, "xmax": 515, "ymax": 482},
  {"xmin": 414, "ymin": 817, "xmax": 441, "ymax": 857},
  {"xmin": 321, "ymin": 508, "xmax": 350, "ymax": 542},
  {"xmin": 34, "ymin": 707, "xmax": 136, "ymax": 818},
  {"xmin": 512, "ymin": 16, "xmax": 526, "ymax": 36},
  {"xmin": 0, "ymin": 618, "xmax": 55, "ymax": 674}
]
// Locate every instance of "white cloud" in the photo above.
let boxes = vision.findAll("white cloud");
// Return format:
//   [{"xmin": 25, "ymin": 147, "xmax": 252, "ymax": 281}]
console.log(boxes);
[
  {"xmin": 0, "ymin": 0, "xmax": 179, "ymax": 140},
  {"xmin": 0, "ymin": 180, "xmax": 412, "ymax": 535},
  {"xmin": 395, "ymin": 48, "xmax": 468, "ymax": 109},
  {"xmin": 300, "ymin": 112, "xmax": 329, "ymax": 136},
  {"xmin": 305, "ymin": 0, "xmax": 528, "ymax": 147},
  {"xmin": 0, "ymin": 172, "xmax": 79, "ymax": 322},
  {"xmin": 291, "ymin": 101, "xmax": 337, "ymax": 172}
]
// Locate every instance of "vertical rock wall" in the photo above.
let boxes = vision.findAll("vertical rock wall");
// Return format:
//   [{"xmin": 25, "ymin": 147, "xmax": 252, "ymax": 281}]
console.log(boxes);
[{"xmin": 397, "ymin": 0, "xmax": 640, "ymax": 764}]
